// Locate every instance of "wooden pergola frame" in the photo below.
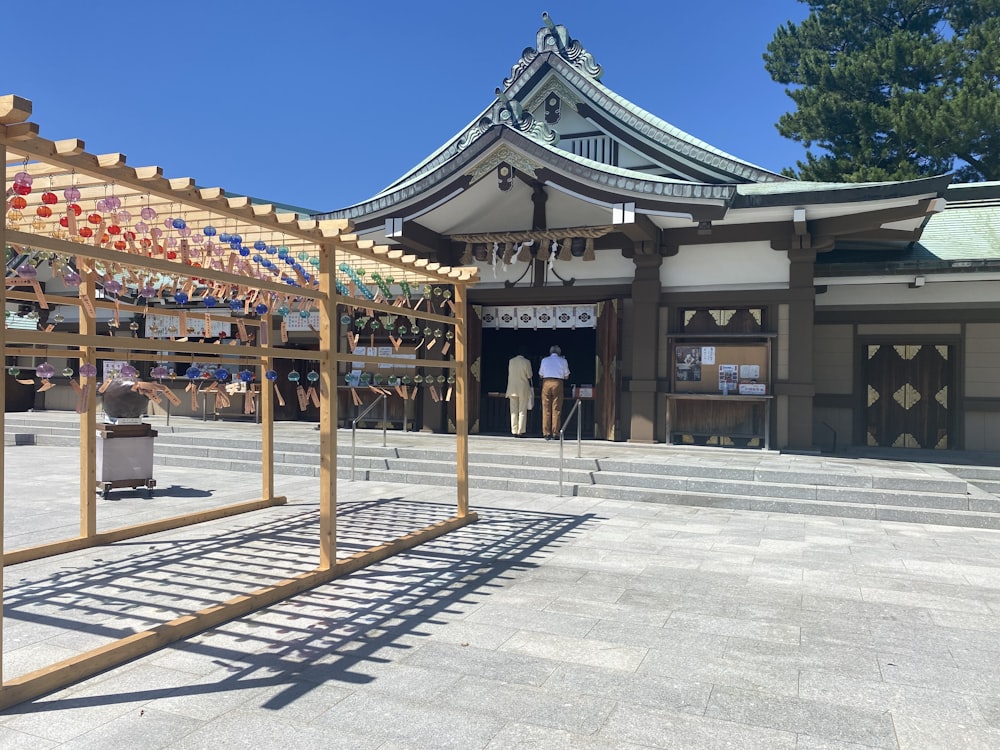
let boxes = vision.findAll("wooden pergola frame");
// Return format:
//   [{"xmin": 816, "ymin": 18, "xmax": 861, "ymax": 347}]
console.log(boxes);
[{"xmin": 0, "ymin": 94, "xmax": 479, "ymax": 708}]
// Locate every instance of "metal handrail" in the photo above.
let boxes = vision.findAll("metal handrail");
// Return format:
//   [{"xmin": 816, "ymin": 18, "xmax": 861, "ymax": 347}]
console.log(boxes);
[
  {"xmin": 558, "ymin": 398, "xmax": 583, "ymax": 497},
  {"xmin": 351, "ymin": 392, "xmax": 388, "ymax": 481}
]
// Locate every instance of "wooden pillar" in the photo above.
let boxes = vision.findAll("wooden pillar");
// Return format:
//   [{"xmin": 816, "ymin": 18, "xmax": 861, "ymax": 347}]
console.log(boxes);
[
  {"xmin": 531, "ymin": 182, "xmax": 548, "ymax": 287},
  {"xmin": 318, "ymin": 243, "xmax": 337, "ymax": 568},
  {"xmin": 0, "ymin": 140, "xmax": 6, "ymax": 683},
  {"xmin": 79, "ymin": 269, "xmax": 97, "ymax": 537},
  {"xmin": 260, "ymin": 316, "xmax": 275, "ymax": 502},
  {"xmin": 628, "ymin": 253, "xmax": 663, "ymax": 443},
  {"xmin": 784, "ymin": 248, "xmax": 817, "ymax": 450},
  {"xmin": 453, "ymin": 283, "xmax": 469, "ymax": 517}
]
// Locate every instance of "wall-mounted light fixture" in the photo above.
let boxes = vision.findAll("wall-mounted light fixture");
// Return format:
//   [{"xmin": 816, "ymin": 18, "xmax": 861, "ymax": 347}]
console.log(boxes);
[
  {"xmin": 908, "ymin": 275, "xmax": 926, "ymax": 289},
  {"xmin": 697, "ymin": 221, "xmax": 713, "ymax": 236}
]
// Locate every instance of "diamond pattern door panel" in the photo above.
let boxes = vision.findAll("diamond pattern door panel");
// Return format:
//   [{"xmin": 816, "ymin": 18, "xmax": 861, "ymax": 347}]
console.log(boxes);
[{"xmin": 865, "ymin": 344, "xmax": 951, "ymax": 449}]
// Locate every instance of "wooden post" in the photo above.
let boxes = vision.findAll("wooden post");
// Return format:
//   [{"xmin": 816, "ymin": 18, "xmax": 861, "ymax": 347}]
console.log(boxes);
[
  {"xmin": 318, "ymin": 242, "xmax": 337, "ymax": 568},
  {"xmin": 79, "ymin": 269, "xmax": 97, "ymax": 537},
  {"xmin": 0, "ymin": 138, "xmax": 7, "ymax": 683},
  {"xmin": 453, "ymin": 283, "xmax": 469, "ymax": 517},
  {"xmin": 260, "ymin": 316, "xmax": 274, "ymax": 502}
]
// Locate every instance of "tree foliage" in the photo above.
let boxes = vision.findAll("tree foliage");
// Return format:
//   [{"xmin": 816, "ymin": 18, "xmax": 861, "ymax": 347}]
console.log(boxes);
[{"xmin": 764, "ymin": 0, "xmax": 1000, "ymax": 182}]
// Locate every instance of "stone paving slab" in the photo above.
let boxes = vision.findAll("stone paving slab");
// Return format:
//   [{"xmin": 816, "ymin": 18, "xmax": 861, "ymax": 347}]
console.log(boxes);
[{"xmin": 4, "ymin": 442, "xmax": 1000, "ymax": 747}]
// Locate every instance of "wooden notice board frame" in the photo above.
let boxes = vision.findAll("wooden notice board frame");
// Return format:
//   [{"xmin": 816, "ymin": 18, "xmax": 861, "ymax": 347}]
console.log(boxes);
[{"xmin": 667, "ymin": 335, "xmax": 774, "ymax": 448}]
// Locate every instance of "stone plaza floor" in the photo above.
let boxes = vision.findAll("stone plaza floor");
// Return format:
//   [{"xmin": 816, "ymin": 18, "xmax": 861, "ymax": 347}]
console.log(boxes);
[{"xmin": 3, "ymin": 443, "xmax": 1000, "ymax": 749}]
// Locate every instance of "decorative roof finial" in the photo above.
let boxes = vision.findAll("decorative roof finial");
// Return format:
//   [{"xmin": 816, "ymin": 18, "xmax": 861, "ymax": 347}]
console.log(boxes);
[{"xmin": 503, "ymin": 12, "xmax": 602, "ymax": 91}]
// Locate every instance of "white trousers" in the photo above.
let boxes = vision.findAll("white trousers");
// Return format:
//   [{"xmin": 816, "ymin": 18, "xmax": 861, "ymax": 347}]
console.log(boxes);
[{"xmin": 509, "ymin": 396, "xmax": 527, "ymax": 435}]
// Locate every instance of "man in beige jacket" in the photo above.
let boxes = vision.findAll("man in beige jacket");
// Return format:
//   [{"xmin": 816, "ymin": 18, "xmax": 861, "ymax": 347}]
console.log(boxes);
[{"xmin": 505, "ymin": 348, "xmax": 533, "ymax": 437}]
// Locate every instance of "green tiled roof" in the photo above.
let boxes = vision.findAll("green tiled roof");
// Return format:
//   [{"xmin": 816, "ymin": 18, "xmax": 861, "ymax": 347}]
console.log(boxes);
[{"xmin": 917, "ymin": 183, "xmax": 1000, "ymax": 261}]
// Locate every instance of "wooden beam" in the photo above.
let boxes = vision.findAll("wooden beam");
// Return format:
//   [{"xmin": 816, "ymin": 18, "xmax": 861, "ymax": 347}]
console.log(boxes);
[
  {"xmin": 2, "ymin": 122, "xmax": 39, "ymax": 141},
  {"xmin": 5, "ymin": 329, "xmax": 298, "ymax": 361},
  {"xmin": 808, "ymin": 199, "xmax": 936, "ymax": 237},
  {"xmin": 0, "ymin": 512, "xmax": 476, "ymax": 710},
  {"xmin": 5, "ymin": 495, "xmax": 287, "ymax": 566},
  {"xmin": 661, "ymin": 221, "xmax": 787, "ymax": 247},
  {"xmin": 453, "ymin": 283, "xmax": 469, "ymax": 517},
  {"xmin": 397, "ymin": 220, "xmax": 450, "ymax": 257},
  {"xmin": 0, "ymin": 94, "xmax": 31, "ymax": 124},
  {"xmin": 5, "ymin": 230, "xmax": 325, "ymax": 300},
  {"xmin": 79, "ymin": 270, "xmax": 97, "ymax": 539},
  {"xmin": 0, "ymin": 139, "xmax": 6, "ymax": 684},
  {"xmin": 318, "ymin": 241, "xmax": 336, "ymax": 570},
  {"xmin": 617, "ymin": 213, "xmax": 661, "ymax": 247}
]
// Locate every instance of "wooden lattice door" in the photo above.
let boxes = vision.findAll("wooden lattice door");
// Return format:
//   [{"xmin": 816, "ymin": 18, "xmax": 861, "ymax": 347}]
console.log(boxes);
[{"xmin": 864, "ymin": 343, "xmax": 952, "ymax": 449}]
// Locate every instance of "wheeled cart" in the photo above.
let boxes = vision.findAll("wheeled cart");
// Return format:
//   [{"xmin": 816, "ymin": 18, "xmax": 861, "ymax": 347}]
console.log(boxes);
[{"xmin": 95, "ymin": 423, "xmax": 158, "ymax": 499}]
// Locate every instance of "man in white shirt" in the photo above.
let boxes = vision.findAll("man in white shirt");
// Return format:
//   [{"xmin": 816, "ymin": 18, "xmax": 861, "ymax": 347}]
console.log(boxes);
[{"xmin": 538, "ymin": 345, "xmax": 570, "ymax": 439}]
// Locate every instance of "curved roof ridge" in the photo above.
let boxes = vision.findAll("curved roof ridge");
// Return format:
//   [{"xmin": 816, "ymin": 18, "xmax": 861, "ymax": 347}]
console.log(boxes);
[{"xmin": 503, "ymin": 52, "xmax": 788, "ymax": 185}]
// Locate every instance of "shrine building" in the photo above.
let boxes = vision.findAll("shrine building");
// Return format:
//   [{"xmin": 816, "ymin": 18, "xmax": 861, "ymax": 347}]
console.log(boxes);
[{"xmin": 311, "ymin": 13, "xmax": 1000, "ymax": 453}]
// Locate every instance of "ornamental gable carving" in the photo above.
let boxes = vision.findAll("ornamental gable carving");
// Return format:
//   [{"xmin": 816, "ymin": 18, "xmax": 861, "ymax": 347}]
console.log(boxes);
[{"xmin": 503, "ymin": 13, "xmax": 602, "ymax": 91}]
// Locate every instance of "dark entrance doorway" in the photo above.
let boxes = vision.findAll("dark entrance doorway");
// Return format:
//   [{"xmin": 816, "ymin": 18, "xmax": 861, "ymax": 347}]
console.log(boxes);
[
  {"xmin": 479, "ymin": 327, "xmax": 596, "ymax": 437},
  {"xmin": 863, "ymin": 342, "xmax": 954, "ymax": 449}
]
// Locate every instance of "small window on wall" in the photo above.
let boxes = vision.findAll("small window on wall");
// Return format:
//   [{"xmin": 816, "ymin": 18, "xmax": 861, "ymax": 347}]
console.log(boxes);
[{"xmin": 679, "ymin": 307, "xmax": 764, "ymax": 335}]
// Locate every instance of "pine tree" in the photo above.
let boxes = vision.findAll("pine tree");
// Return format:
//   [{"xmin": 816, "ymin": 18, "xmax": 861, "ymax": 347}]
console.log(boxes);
[{"xmin": 764, "ymin": 0, "xmax": 1000, "ymax": 182}]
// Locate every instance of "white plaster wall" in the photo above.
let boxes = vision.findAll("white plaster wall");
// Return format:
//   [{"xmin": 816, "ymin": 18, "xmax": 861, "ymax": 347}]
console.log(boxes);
[
  {"xmin": 817, "ymin": 279, "xmax": 1000, "ymax": 308},
  {"xmin": 814, "ymin": 324, "xmax": 853, "ymax": 394},
  {"xmin": 661, "ymin": 241, "xmax": 789, "ymax": 291},
  {"xmin": 965, "ymin": 411, "xmax": 1000, "ymax": 452},
  {"xmin": 966, "ymin": 323, "xmax": 1000, "ymax": 399}
]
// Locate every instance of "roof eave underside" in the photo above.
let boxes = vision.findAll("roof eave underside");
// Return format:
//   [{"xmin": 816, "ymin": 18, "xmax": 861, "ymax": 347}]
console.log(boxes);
[{"xmin": 315, "ymin": 126, "xmax": 738, "ymax": 224}]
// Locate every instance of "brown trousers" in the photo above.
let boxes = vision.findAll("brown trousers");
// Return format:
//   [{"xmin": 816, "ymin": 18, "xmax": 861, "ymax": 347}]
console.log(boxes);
[{"xmin": 541, "ymin": 378, "xmax": 564, "ymax": 437}]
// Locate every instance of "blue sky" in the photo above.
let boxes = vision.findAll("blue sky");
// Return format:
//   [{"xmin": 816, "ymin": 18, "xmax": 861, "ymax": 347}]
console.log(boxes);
[{"xmin": 4, "ymin": 1, "xmax": 811, "ymax": 213}]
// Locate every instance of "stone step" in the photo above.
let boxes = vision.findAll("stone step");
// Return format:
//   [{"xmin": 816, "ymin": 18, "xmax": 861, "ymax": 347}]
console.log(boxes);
[
  {"xmin": 574, "ymin": 484, "xmax": 1000, "ymax": 529},
  {"xmin": 966, "ymin": 478, "xmax": 1000, "ymax": 497},
  {"xmin": 589, "ymin": 470, "xmax": 986, "ymax": 510},
  {"xmin": 6, "ymin": 415, "xmax": 995, "ymax": 529},
  {"xmin": 594, "ymin": 458, "xmax": 968, "ymax": 494}
]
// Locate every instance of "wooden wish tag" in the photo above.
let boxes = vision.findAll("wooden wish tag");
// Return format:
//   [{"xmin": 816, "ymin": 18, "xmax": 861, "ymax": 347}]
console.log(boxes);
[
  {"xmin": 273, "ymin": 383, "xmax": 285, "ymax": 407},
  {"xmin": 308, "ymin": 386, "xmax": 320, "ymax": 407},
  {"xmin": 296, "ymin": 385, "xmax": 309, "ymax": 411},
  {"xmin": 31, "ymin": 279, "xmax": 48, "ymax": 309},
  {"xmin": 163, "ymin": 387, "xmax": 182, "ymax": 406},
  {"xmin": 70, "ymin": 378, "xmax": 83, "ymax": 410}
]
